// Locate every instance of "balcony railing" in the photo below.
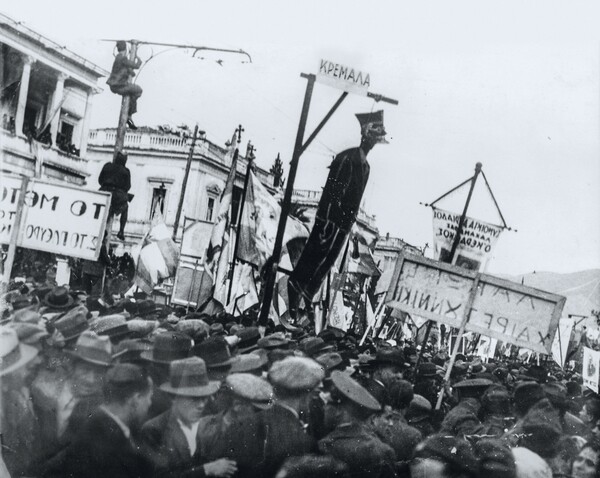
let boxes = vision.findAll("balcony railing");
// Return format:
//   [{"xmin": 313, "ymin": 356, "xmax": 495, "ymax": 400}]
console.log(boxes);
[{"xmin": 1, "ymin": 129, "xmax": 88, "ymax": 175}]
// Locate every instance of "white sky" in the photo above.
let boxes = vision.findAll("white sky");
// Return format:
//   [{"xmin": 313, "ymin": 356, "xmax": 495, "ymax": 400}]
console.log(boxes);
[{"xmin": 4, "ymin": 0, "xmax": 600, "ymax": 276}]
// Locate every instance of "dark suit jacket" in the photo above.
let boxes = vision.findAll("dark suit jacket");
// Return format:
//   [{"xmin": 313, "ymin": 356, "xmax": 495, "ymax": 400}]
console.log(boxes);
[
  {"xmin": 225, "ymin": 404, "xmax": 316, "ymax": 478},
  {"xmin": 319, "ymin": 423, "xmax": 397, "ymax": 478},
  {"xmin": 141, "ymin": 410, "xmax": 208, "ymax": 478},
  {"xmin": 43, "ymin": 409, "xmax": 152, "ymax": 478}
]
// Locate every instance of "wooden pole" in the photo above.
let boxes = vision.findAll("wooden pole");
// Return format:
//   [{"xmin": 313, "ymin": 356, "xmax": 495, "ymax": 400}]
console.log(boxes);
[
  {"xmin": 413, "ymin": 162, "xmax": 483, "ymax": 383},
  {"xmin": 227, "ymin": 145, "xmax": 254, "ymax": 304},
  {"xmin": 113, "ymin": 41, "xmax": 138, "ymax": 159},
  {"xmin": 173, "ymin": 125, "xmax": 199, "ymax": 241},
  {"xmin": 435, "ymin": 276, "xmax": 480, "ymax": 410},
  {"xmin": 258, "ymin": 74, "xmax": 315, "ymax": 326},
  {"xmin": 1, "ymin": 177, "xmax": 29, "ymax": 289}
]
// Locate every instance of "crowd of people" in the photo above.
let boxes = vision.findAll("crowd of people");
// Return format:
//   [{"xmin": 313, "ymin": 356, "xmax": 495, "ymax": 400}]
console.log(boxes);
[{"xmin": 1, "ymin": 279, "xmax": 599, "ymax": 478}]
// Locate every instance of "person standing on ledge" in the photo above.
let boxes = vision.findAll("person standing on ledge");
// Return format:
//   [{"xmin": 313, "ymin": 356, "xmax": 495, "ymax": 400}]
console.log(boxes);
[
  {"xmin": 287, "ymin": 110, "xmax": 388, "ymax": 322},
  {"xmin": 107, "ymin": 40, "xmax": 143, "ymax": 130}
]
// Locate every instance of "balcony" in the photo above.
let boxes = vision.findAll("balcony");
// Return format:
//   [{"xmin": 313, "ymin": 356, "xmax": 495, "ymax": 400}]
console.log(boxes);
[{"xmin": 1, "ymin": 128, "xmax": 89, "ymax": 179}]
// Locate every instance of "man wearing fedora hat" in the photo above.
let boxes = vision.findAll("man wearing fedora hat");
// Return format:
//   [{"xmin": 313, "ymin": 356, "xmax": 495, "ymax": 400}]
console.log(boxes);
[
  {"xmin": 319, "ymin": 371, "xmax": 396, "ymax": 478},
  {"xmin": 44, "ymin": 363, "xmax": 154, "ymax": 478},
  {"xmin": 0, "ymin": 326, "xmax": 41, "ymax": 477},
  {"xmin": 41, "ymin": 286, "xmax": 76, "ymax": 315},
  {"xmin": 141, "ymin": 331, "xmax": 193, "ymax": 419},
  {"xmin": 56, "ymin": 331, "xmax": 116, "ymax": 448},
  {"xmin": 141, "ymin": 357, "xmax": 238, "ymax": 477}
]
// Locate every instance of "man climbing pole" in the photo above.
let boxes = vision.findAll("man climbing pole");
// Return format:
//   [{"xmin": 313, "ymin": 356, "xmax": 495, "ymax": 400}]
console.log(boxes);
[
  {"xmin": 287, "ymin": 110, "xmax": 388, "ymax": 321},
  {"xmin": 99, "ymin": 151, "xmax": 132, "ymax": 241},
  {"xmin": 107, "ymin": 40, "xmax": 142, "ymax": 130}
]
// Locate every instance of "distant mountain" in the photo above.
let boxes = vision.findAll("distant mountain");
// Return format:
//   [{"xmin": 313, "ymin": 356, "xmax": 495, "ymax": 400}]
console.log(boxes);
[{"xmin": 501, "ymin": 269, "xmax": 600, "ymax": 318}]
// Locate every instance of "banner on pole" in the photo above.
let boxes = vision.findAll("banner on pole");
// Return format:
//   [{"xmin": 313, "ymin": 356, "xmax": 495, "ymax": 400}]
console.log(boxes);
[
  {"xmin": 385, "ymin": 253, "xmax": 565, "ymax": 354},
  {"xmin": 583, "ymin": 347, "xmax": 600, "ymax": 393},
  {"xmin": 551, "ymin": 318, "xmax": 574, "ymax": 368},
  {"xmin": 432, "ymin": 207, "xmax": 503, "ymax": 271},
  {"xmin": 171, "ymin": 259, "xmax": 204, "ymax": 307},
  {"xmin": 1, "ymin": 175, "xmax": 110, "ymax": 260},
  {"xmin": 476, "ymin": 336, "xmax": 498, "ymax": 360}
]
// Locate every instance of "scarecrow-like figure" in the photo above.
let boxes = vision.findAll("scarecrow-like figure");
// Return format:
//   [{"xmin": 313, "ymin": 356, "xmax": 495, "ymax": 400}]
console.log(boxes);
[{"xmin": 287, "ymin": 110, "xmax": 388, "ymax": 321}]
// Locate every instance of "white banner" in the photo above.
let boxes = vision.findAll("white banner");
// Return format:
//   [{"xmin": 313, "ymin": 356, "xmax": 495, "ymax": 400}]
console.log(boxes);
[
  {"xmin": 385, "ymin": 253, "xmax": 565, "ymax": 354},
  {"xmin": 476, "ymin": 336, "xmax": 498, "ymax": 360},
  {"xmin": 583, "ymin": 347, "xmax": 600, "ymax": 393},
  {"xmin": 551, "ymin": 318, "xmax": 574, "ymax": 368},
  {"xmin": 432, "ymin": 207, "xmax": 503, "ymax": 271},
  {"xmin": 1, "ymin": 175, "xmax": 110, "ymax": 260}
]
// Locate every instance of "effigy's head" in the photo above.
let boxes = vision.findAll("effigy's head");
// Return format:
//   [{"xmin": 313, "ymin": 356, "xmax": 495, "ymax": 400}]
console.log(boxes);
[{"xmin": 356, "ymin": 110, "xmax": 388, "ymax": 145}]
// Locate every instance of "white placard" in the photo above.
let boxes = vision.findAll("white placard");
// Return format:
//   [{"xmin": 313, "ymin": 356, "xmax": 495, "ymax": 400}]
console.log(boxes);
[{"xmin": 1, "ymin": 175, "xmax": 110, "ymax": 260}]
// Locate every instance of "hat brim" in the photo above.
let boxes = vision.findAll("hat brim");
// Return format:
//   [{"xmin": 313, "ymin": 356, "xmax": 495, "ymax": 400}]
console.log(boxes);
[
  {"xmin": 61, "ymin": 326, "xmax": 91, "ymax": 343},
  {"xmin": 139, "ymin": 351, "xmax": 175, "ymax": 365},
  {"xmin": 66, "ymin": 349, "xmax": 113, "ymax": 367},
  {"xmin": 43, "ymin": 294, "xmax": 75, "ymax": 309},
  {"xmin": 160, "ymin": 380, "xmax": 220, "ymax": 397},
  {"xmin": 206, "ymin": 357, "xmax": 235, "ymax": 368},
  {"xmin": 0, "ymin": 344, "xmax": 38, "ymax": 377}
]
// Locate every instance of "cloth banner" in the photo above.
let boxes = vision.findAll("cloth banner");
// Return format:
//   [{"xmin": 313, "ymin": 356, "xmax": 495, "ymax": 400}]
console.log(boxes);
[
  {"xmin": 132, "ymin": 221, "xmax": 179, "ymax": 293},
  {"xmin": 583, "ymin": 347, "xmax": 600, "ymax": 393},
  {"xmin": 197, "ymin": 131, "xmax": 238, "ymax": 306},
  {"xmin": 238, "ymin": 170, "xmax": 309, "ymax": 269},
  {"xmin": 476, "ymin": 336, "xmax": 498, "ymax": 360},
  {"xmin": 551, "ymin": 318, "xmax": 574, "ymax": 367},
  {"xmin": 432, "ymin": 207, "xmax": 503, "ymax": 271},
  {"xmin": 411, "ymin": 315, "xmax": 429, "ymax": 329},
  {"xmin": 328, "ymin": 291, "xmax": 351, "ymax": 331},
  {"xmin": 226, "ymin": 263, "xmax": 259, "ymax": 314},
  {"xmin": 347, "ymin": 234, "xmax": 381, "ymax": 277}
]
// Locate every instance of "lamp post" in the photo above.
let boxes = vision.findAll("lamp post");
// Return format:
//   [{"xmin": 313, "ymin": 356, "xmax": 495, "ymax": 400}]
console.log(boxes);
[{"xmin": 173, "ymin": 125, "xmax": 206, "ymax": 240}]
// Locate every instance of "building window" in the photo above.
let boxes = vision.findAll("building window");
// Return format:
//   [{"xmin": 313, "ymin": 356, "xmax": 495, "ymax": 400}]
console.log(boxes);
[
  {"xmin": 150, "ymin": 183, "xmax": 167, "ymax": 220},
  {"xmin": 205, "ymin": 196, "xmax": 216, "ymax": 222}
]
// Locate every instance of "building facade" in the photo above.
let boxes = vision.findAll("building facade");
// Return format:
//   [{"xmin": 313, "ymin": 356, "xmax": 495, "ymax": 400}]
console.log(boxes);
[
  {"xmin": 0, "ymin": 13, "xmax": 107, "ymax": 185},
  {"xmin": 290, "ymin": 189, "xmax": 380, "ymax": 245},
  {"xmin": 372, "ymin": 233, "xmax": 423, "ymax": 294},
  {"xmin": 87, "ymin": 126, "xmax": 275, "ymax": 248}
]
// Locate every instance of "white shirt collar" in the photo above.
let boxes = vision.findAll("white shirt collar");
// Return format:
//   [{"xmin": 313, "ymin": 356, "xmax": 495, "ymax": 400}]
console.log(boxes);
[
  {"xmin": 177, "ymin": 419, "xmax": 200, "ymax": 457},
  {"xmin": 100, "ymin": 405, "xmax": 131, "ymax": 439}
]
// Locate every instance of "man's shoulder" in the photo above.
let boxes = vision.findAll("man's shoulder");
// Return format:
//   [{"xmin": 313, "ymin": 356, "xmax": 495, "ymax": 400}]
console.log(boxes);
[{"xmin": 142, "ymin": 410, "xmax": 171, "ymax": 432}]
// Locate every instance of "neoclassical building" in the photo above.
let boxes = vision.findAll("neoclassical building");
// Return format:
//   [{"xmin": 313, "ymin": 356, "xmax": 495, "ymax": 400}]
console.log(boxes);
[
  {"xmin": 86, "ymin": 126, "xmax": 275, "ymax": 247},
  {"xmin": 0, "ymin": 13, "xmax": 107, "ymax": 185}
]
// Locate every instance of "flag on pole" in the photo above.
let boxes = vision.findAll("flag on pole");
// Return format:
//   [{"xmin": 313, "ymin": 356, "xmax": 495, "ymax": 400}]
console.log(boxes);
[
  {"xmin": 238, "ymin": 170, "xmax": 309, "ymax": 268},
  {"xmin": 132, "ymin": 221, "xmax": 179, "ymax": 293},
  {"xmin": 198, "ymin": 131, "xmax": 239, "ymax": 306},
  {"xmin": 226, "ymin": 262, "xmax": 259, "ymax": 314},
  {"xmin": 551, "ymin": 318, "xmax": 574, "ymax": 367}
]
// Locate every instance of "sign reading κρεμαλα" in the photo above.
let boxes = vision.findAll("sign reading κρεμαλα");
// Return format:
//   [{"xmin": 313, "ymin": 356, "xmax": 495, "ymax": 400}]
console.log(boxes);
[
  {"xmin": 0, "ymin": 175, "xmax": 111, "ymax": 261},
  {"xmin": 316, "ymin": 59, "xmax": 370, "ymax": 96}
]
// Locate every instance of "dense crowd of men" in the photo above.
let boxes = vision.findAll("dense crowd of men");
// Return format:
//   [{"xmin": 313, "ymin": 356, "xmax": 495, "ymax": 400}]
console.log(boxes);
[{"xmin": 1, "ymin": 280, "xmax": 600, "ymax": 478}]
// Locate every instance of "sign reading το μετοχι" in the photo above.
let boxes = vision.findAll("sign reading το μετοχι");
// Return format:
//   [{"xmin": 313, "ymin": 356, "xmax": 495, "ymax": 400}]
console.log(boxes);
[{"xmin": 0, "ymin": 175, "xmax": 111, "ymax": 261}]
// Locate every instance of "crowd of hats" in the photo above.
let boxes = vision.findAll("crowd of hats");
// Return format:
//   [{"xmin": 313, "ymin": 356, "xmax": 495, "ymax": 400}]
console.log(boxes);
[{"xmin": 2, "ymin": 281, "xmax": 600, "ymax": 478}]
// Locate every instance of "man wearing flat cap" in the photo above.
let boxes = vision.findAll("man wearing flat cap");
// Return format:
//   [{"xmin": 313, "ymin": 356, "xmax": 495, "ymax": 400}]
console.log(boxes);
[
  {"xmin": 198, "ymin": 373, "xmax": 274, "ymax": 462},
  {"xmin": 319, "ymin": 371, "xmax": 397, "ymax": 478},
  {"xmin": 225, "ymin": 357, "xmax": 324, "ymax": 478},
  {"xmin": 287, "ymin": 111, "xmax": 388, "ymax": 322}
]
